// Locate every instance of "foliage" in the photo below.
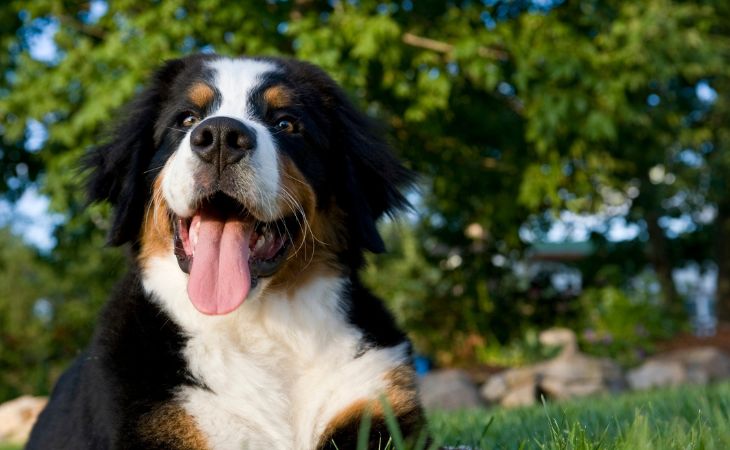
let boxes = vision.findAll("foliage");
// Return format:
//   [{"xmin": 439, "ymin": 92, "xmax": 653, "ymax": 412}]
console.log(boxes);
[
  {"xmin": 0, "ymin": 227, "xmax": 53, "ymax": 401},
  {"xmin": 0, "ymin": 222, "xmax": 122, "ymax": 402},
  {"xmin": 1, "ymin": 0, "xmax": 730, "ymax": 398},
  {"xmin": 576, "ymin": 283, "xmax": 682, "ymax": 366},
  {"xmin": 365, "ymin": 222, "xmax": 574, "ymax": 366},
  {"xmin": 474, "ymin": 328, "xmax": 562, "ymax": 368}
]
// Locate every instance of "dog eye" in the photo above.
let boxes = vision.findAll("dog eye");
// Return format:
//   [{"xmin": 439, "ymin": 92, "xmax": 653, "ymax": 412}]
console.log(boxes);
[
  {"xmin": 181, "ymin": 114, "xmax": 200, "ymax": 128},
  {"xmin": 275, "ymin": 118, "xmax": 296, "ymax": 133}
]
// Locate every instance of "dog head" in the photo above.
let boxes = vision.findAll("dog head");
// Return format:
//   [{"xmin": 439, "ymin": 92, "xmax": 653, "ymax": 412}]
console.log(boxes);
[{"xmin": 87, "ymin": 55, "xmax": 412, "ymax": 315}]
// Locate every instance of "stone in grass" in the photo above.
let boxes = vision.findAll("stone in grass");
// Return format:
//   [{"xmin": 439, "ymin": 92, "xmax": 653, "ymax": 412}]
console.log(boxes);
[
  {"xmin": 419, "ymin": 369, "xmax": 484, "ymax": 410},
  {"xmin": 626, "ymin": 360, "xmax": 686, "ymax": 390},
  {"xmin": 627, "ymin": 346, "xmax": 730, "ymax": 390},
  {"xmin": 480, "ymin": 328, "xmax": 626, "ymax": 408},
  {"xmin": 675, "ymin": 346, "xmax": 730, "ymax": 382},
  {"xmin": 481, "ymin": 371, "xmax": 508, "ymax": 403},
  {"xmin": 482, "ymin": 367, "xmax": 537, "ymax": 407},
  {"xmin": 500, "ymin": 380, "xmax": 538, "ymax": 408},
  {"xmin": 0, "ymin": 395, "xmax": 48, "ymax": 444}
]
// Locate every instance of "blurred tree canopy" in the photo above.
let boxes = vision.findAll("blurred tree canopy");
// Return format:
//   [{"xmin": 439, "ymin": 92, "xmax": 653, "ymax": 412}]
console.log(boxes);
[{"xmin": 1, "ymin": 0, "xmax": 729, "ymax": 398}]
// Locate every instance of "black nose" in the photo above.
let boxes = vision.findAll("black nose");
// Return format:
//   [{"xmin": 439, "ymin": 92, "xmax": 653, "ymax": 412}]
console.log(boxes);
[{"xmin": 190, "ymin": 117, "xmax": 257, "ymax": 172}]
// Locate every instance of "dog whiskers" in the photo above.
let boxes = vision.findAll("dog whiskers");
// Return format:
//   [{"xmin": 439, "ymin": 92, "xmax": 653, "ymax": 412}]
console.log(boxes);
[{"xmin": 279, "ymin": 186, "xmax": 323, "ymax": 271}]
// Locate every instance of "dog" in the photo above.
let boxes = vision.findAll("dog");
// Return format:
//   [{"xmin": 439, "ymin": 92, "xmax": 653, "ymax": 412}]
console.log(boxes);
[{"xmin": 27, "ymin": 54, "xmax": 425, "ymax": 450}]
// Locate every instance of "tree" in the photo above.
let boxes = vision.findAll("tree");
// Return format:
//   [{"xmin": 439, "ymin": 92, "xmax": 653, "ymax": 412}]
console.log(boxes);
[
  {"xmin": 504, "ymin": 0, "xmax": 729, "ymax": 318},
  {"xmin": 1, "ymin": 0, "xmax": 729, "ymax": 390}
]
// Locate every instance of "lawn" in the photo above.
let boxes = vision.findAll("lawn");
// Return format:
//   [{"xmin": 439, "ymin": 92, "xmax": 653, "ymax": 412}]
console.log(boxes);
[
  {"xmin": 2, "ymin": 381, "xmax": 729, "ymax": 449},
  {"xmin": 429, "ymin": 380, "xmax": 730, "ymax": 449}
]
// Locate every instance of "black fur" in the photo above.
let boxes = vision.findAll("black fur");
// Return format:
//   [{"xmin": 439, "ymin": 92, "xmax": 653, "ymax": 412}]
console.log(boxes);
[
  {"xmin": 28, "ymin": 271, "xmax": 198, "ymax": 449},
  {"xmin": 85, "ymin": 56, "xmax": 215, "ymax": 247},
  {"xmin": 28, "ymin": 54, "xmax": 422, "ymax": 450}
]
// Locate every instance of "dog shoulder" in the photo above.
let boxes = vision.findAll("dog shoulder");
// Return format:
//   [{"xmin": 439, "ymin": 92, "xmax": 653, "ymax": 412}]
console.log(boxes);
[{"xmin": 33, "ymin": 54, "xmax": 424, "ymax": 449}]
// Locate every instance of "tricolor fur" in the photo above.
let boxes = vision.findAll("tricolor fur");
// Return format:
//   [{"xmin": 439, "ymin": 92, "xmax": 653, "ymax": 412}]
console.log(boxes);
[{"xmin": 28, "ymin": 54, "xmax": 424, "ymax": 450}]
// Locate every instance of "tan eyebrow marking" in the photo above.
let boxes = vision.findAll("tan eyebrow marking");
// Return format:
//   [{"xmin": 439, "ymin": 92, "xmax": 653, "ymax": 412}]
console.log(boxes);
[
  {"xmin": 263, "ymin": 85, "xmax": 293, "ymax": 109},
  {"xmin": 188, "ymin": 82, "xmax": 214, "ymax": 108}
]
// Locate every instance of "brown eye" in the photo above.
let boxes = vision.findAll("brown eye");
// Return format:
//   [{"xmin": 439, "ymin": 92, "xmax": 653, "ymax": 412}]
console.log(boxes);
[
  {"xmin": 275, "ymin": 118, "xmax": 295, "ymax": 133},
  {"xmin": 181, "ymin": 114, "xmax": 200, "ymax": 127}
]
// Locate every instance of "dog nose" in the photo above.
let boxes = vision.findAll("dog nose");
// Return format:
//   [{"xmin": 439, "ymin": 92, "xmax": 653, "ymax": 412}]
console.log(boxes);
[{"xmin": 190, "ymin": 117, "xmax": 257, "ymax": 171}]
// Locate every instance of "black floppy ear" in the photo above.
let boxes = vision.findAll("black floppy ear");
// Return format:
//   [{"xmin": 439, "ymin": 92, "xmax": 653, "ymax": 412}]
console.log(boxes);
[
  {"xmin": 334, "ymin": 100, "xmax": 414, "ymax": 254},
  {"xmin": 86, "ymin": 59, "xmax": 185, "ymax": 246}
]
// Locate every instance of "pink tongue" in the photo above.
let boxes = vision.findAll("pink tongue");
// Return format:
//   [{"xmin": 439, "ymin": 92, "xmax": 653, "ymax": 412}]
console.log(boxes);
[{"xmin": 187, "ymin": 211, "xmax": 253, "ymax": 315}]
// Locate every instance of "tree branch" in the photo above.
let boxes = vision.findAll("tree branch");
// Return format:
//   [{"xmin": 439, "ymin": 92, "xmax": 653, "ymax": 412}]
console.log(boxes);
[
  {"xmin": 402, "ymin": 32, "xmax": 509, "ymax": 61},
  {"xmin": 58, "ymin": 15, "xmax": 106, "ymax": 40}
]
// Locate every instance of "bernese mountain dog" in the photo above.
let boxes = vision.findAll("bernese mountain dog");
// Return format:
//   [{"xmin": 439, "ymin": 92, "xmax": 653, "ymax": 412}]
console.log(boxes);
[{"xmin": 27, "ymin": 54, "xmax": 425, "ymax": 450}]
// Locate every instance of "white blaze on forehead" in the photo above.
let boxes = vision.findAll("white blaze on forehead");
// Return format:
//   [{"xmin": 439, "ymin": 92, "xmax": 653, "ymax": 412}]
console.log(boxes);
[{"xmin": 208, "ymin": 58, "xmax": 278, "ymax": 118}]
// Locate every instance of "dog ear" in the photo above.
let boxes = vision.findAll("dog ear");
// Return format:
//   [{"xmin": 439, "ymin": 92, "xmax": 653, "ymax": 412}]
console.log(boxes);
[
  {"xmin": 86, "ymin": 59, "xmax": 186, "ymax": 246},
  {"xmin": 333, "ymin": 99, "xmax": 414, "ymax": 254}
]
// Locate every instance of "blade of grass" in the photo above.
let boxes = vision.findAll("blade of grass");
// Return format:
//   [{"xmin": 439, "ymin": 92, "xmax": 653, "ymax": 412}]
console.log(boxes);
[
  {"xmin": 380, "ymin": 395, "xmax": 406, "ymax": 450},
  {"xmin": 357, "ymin": 407, "xmax": 374, "ymax": 450}
]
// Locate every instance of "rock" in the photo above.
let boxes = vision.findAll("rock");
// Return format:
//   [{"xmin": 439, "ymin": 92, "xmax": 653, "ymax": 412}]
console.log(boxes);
[
  {"xmin": 500, "ymin": 381, "xmax": 537, "ymax": 408},
  {"xmin": 481, "ymin": 373, "xmax": 508, "ymax": 403},
  {"xmin": 479, "ymin": 328, "xmax": 626, "ymax": 407},
  {"xmin": 600, "ymin": 359, "xmax": 628, "ymax": 392},
  {"xmin": 502, "ymin": 366, "xmax": 538, "ymax": 388},
  {"xmin": 539, "ymin": 354, "xmax": 625, "ymax": 399},
  {"xmin": 541, "ymin": 354, "xmax": 603, "ymax": 382},
  {"xmin": 539, "ymin": 328, "xmax": 579, "ymax": 356},
  {"xmin": 482, "ymin": 367, "xmax": 538, "ymax": 406},
  {"xmin": 480, "ymin": 367, "xmax": 537, "ymax": 407},
  {"xmin": 0, "ymin": 395, "xmax": 47, "ymax": 444},
  {"xmin": 665, "ymin": 347, "xmax": 730, "ymax": 381},
  {"xmin": 539, "ymin": 377, "xmax": 603, "ymax": 399},
  {"xmin": 419, "ymin": 369, "xmax": 484, "ymax": 410},
  {"xmin": 627, "ymin": 359, "xmax": 686, "ymax": 390},
  {"xmin": 627, "ymin": 346, "xmax": 730, "ymax": 390}
]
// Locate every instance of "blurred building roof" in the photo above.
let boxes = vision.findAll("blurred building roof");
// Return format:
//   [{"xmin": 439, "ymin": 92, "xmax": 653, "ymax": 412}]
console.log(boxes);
[{"xmin": 527, "ymin": 241, "xmax": 594, "ymax": 262}]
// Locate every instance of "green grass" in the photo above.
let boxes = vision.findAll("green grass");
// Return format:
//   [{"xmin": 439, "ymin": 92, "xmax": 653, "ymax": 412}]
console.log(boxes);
[
  {"xmin": 0, "ymin": 445, "xmax": 21, "ymax": 450},
  {"xmin": 428, "ymin": 381, "xmax": 730, "ymax": 449},
  {"xmin": 3, "ymin": 382, "xmax": 729, "ymax": 450}
]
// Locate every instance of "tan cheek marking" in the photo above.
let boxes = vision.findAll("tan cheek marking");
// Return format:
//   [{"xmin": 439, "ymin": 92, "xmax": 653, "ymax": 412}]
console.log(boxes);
[
  {"xmin": 270, "ymin": 157, "xmax": 347, "ymax": 291},
  {"xmin": 276, "ymin": 157, "xmax": 316, "ymax": 226},
  {"xmin": 139, "ymin": 172, "xmax": 173, "ymax": 266},
  {"xmin": 188, "ymin": 82, "xmax": 214, "ymax": 108},
  {"xmin": 138, "ymin": 403, "xmax": 209, "ymax": 449},
  {"xmin": 263, "ymin": 85, "xmax": 293, "ymax": 109}
]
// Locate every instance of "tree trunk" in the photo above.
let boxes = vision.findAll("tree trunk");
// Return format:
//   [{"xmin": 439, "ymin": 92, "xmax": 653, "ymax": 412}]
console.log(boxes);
[
  {"xmin": 646, "ymin": 211, "xmax": 679, "ymax": 308},
  {"xmin": 716, "ymin": 203, "xmax": 730, "ymax": 322}
]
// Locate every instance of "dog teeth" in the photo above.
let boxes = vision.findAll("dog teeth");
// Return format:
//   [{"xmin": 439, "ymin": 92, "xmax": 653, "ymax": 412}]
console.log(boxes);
[
  {"xmin": 254, "ymin": 234, "xmax": 266, "ymax": 252},
  {"xmin": 191, "ymin": 220, "xmax": 200, "ymax": 250}
]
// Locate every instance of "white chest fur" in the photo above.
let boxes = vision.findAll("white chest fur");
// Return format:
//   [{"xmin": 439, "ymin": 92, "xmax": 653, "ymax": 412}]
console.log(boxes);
[{"xmin": 142, "ymin": 255, "xmax": 409, "ymax": 450}]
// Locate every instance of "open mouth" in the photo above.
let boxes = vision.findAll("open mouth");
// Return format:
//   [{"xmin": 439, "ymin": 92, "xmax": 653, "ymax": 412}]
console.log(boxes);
[{"xmin": 172, "ymin": 193, "xmax": 297, "ymax": 315}]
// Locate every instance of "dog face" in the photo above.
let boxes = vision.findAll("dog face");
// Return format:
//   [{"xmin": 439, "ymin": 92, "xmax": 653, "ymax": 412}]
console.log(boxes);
[{"xmin": 87, "ymin": 55, "xmax": 411, "ymax": 315}]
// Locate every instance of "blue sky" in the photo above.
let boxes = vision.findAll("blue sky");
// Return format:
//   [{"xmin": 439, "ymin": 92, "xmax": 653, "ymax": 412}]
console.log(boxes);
[{"xmin": 0, "ymin": 186, "xmax": 63, "ymax": 251}]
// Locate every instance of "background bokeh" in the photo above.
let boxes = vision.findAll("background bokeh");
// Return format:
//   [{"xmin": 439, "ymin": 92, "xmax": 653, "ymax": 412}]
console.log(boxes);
[{"xmin": 1, "ymin": 0, "xmax": 728, "ymax": 402}]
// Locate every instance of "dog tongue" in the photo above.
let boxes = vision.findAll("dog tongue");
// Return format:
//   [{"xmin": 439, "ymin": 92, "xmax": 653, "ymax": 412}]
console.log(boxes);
[{"xmin": 187, "ymin": 210, "xmax": 253, "ymax": 315}]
